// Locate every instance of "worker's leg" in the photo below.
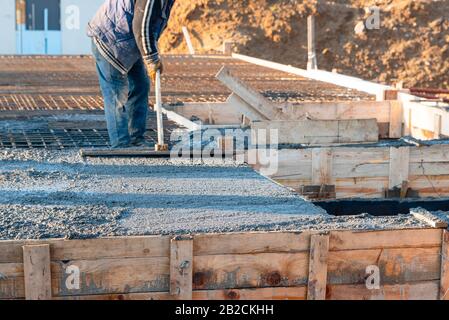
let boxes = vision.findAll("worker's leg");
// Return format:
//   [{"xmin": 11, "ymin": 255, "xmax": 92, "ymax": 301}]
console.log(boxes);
[
  {"xmin": 126, "ymin": 58, "xmax": 150, "ymax": 145},
  {"xmin": 92, "ymin": 41, "xmax": 130, "ymax": 148}
]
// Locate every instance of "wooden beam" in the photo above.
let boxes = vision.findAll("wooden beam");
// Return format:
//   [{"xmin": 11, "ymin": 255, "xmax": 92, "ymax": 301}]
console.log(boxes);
[
  {"xmin": 311, "ymin": 148, "xmax": 332, "ymax": 185},
  {"xmin": 440, "ymin": 230, "xmax": 449, "ymax": 300},
  {"xmin": 389, "ymin": 147, "xmax": 410, "ymax": 189},
  {"xmin": 170, "ymin": 236, "xmax": 193, "ymax": 300},
  {"xmin": 216, "ymin": 66, "xmax": 287, "ymax": 120},
  {"xmin": 307, "ymin": 233, "xmax": 329, "ymax": 300},
  {"xmin": 251, "ymin": 119, "xmax": 379, "ymax": 145},
  {"xmin": 389, "ymin": 101, "xmax": 403, "ymax": 138},
  {"xmin": 410, "ymin": 209, "xmax": 448, "ymax": 229},
  {"xmin": 22, "ymin": 244, "xmax": 52, "ymax": 300}
]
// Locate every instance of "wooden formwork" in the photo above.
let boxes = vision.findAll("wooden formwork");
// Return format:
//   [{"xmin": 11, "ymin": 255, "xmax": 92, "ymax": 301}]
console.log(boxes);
[
  {"xmin": 1, "ymin": 227, "xmax": 448, "ymax": 300},
  {"xmin": 266, "ymin": 143, "xmax": 449, "ymax": 199}
]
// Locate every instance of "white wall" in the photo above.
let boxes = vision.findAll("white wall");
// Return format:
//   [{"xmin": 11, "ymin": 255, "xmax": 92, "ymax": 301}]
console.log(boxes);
[
  {"xmin": 61, "ymin": 0, "xmax": 104, "ymax": 54},
  {"xmin": 0, "ymin": 0, "xmax": 17, "ymax": 54}
]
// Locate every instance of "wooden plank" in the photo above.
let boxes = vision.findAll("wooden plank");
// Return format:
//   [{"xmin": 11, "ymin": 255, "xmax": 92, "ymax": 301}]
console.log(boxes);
[
  {"xmin": 194, "ymin": 287, "xmax": 306, "ymax": 300},
  {"xmin": 284, "ymin": 101, "xmax": 391, "ymax": 123},
  {"xmin": 80, "ymin": 148, "xmax": 172, "ymax": 158},
  {"xmin": 216, "ymin": 66, "xmax": 287, "ymax": 120},
  {"xmin": 51, "ymin": 257, "xmax": 170, "ymax": 297},
  {"xmin": 327, "ymin": 281, "xmax": 439, "ymax": 300},
  {"xmin": 0, "ymin": 263, "xmax": 25, "ymax": 299},
  {"xmin": 307, "ymin": 234, "xmax": 329, "ymax": 300},
  {"xmin": 54, "ymin": 287, "xmax": 306, "ymax": 300},
  {"xmin": 170, "ymin": 237, "xmax": 193, "ymax": 300},
  {"xmin": 23, "ymin": 245, "xmax": 52, "ymax": 300},
  {"xmin": 54, "ymin": 291, "xmax": 171, "ymax": 300},
  {"xmin": 311, "ymin": 148, "xmax": 332, "ymax": 185},
  {"xmin": 389, "ymin": 101, "xmax": 403, "ymax": 138},
  {"xmin": 252, "ymin": 119, "xmax": 379, "ymax": 145},
  {"xmin": 194, "ymin": 232, "xmax": 311, "ymax": 256},
  {"xmin": 399, "ymin": 94, "xmax": 449, "ymax": 138},
  {"xmin": 328, "ymin": 247, "xmax": 441, "ymax": 285},
  {"xmin": 440, "ymin": 230, "xmax": 449, "ymax": 300},
  {"xmin": 389, "ymin": 147, "xmax": 410, "ymax": 189},
  {"xmin": 329, "ymin": 228, "xmax": 443, "ymax": 251},
  {"xmin": 0, "ymin": 236, "xmax": 171, "ymax": 264},
  {"xmin": 410, "ymin": 209, "xmax": 448, "ymax": 228},
  {"xmin": 193, "ymin": 252, "xmax": 309, "ymax": 290}
]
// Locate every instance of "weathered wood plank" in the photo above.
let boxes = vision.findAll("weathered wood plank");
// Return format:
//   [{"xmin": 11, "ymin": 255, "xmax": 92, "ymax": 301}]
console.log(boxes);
[
  {"xmin": 311, "ymin": 148, "xmax": 332, "ymax": 185},
  {"xmin": 193, "ymin": 232, "xmax": 311, "ymax": 256},
  {"xmin": 170, "ymin": 237, "xmax": 193, "ymax": 300},
  {"xmin": 410, "ymin": 209, "xmax": 448, "ymax": 229},
  {"xmin": 328, "ymin": 247, "xmax": 441, "ymax": 285},
  {"xmin": 252, "ymin": 119, "xmax": 379, "ymax": 145},
  {"xmin": 216, "ymin": 66, "xmax": 286, "ymax": 120},
  {"xmin": 50, "ymin": 257, "xmax": 170, "ymax": 297},
  {"xmin": 53, "ymin": 287, "xmax": 306, "ymax": 300},
  {"xmin": 193, "ymin": 253, "xmax": 309, "ymax": 290},
  {"xmin": 307, "ymin": 234, "xmax": 329, "ymax": 300},
  {"xmin": 327, "ymin": 281, "xmax": 439, "ymax": 300},
  {"xmin": 23, "ymin": 245, "xmax": 52, "ymax": 300},
  {"xmin": 194, "ymin": 287, "xmax": 306, "ymax": 300},
  {"xmin": 389, "ymin": 101, "xmax": 403, "ymax": 138},
  {"xmin": 0, "ymin": 236, "xmax": 171, "ymax": 263},
  {"xmin": 329, "ymin": 229, "xmax": 443, "ymax": 251},
  {"xmin": 0, "ymin": 263, "xmax": 25, "ymax": 299},
  {"xmin": 389, "ymin": 147, "xmax": 410, "ymax": 189},
  {"xmin": 440, "ymin": 230, "xmax": 449, "ymax": 300}
]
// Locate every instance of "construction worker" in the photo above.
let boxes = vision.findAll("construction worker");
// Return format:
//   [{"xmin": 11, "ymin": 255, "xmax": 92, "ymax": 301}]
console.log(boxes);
[{"xmin": 87, "ymin": 0, "xmax": 176, "ymax": 148}]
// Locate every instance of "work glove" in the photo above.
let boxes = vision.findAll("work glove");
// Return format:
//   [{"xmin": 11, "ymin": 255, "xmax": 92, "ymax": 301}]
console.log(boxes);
[{"xmin": 145, "ymin": 59, "xmax": 164, "ymax": 83}]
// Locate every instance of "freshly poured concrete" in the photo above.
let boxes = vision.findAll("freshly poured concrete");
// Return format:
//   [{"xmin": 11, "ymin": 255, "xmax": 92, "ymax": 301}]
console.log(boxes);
[{"xmin": 0, "ymin": 150, "xmax": 336, "ymax": 240}]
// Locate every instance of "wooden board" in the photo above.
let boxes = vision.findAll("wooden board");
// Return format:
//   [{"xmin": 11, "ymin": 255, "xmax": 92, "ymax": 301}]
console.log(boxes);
[
  {"xmin": 251, "ymin": 119, "xmax": 379, "ymax": 145},
  {"xmin": 329, "ymin": 229, "xmax": 443, "ymax": 251},
  {"xmin": 307, "ymin": 234, "xmax": 329, "ymax": 300},
  {"xmin": 389, "ymin": 147, "xmax": 410, "ymax": 189},
  {"xmin": 51, "ymin": 257, "xmax": 170, "ymax": 297},
  {"xmin": 327, "ymin": 281, "xmax": 439, "ymax": 300},
  {"xmin": 54, "ymin": 287, "xmax": 306, "ymax": 301},
  {"xmin": 23, "ymin": 245, "xmax": 52, "ymax": 300},
  {"xmin": 193, "ymin": 231, "xmax": 311, "ymax": 256},
  {"xmin": 0, "ymin": 236, "xmax": 171, "ymax": 263},
  {"xmin": 440, "ymin": 230, "xmax": 449, "ymax": 300},
  {"xmin": 193, "ymin": 252, "xmax": 309, "ymax": 290},
  {"xmin": 328, "ymin": 247, "xmax": 441, "ymax": 285},
  {"xmin": 216, "ymin": 66, "xmax": 287, "ymax": 120},
  {"xmin": 170, "ymin": 237, "xmax": 193, "ymax": 299}
]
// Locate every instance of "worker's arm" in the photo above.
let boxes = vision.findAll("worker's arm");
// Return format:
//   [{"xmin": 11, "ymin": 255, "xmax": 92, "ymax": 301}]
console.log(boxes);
[{"xmin": 133, "ymin": 0, "xmax": 175, "ymax": 81}]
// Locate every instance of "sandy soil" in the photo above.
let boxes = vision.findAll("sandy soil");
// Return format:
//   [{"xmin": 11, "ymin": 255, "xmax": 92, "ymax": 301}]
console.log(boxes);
[{"xmin": 160, "ymin": 0, "xmax": 449, "ymax": 89}]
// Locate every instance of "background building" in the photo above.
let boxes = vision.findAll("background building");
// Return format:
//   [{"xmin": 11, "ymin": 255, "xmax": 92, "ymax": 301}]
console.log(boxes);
[{"xmin": 0, "ymin": 0, "xmax": 104, "ymax": 55}]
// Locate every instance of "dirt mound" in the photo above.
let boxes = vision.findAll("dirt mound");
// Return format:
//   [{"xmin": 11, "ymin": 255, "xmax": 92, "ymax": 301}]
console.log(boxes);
[{"xmin": 160, "ymin": 0, "xmax": 449, "ymax": 88}]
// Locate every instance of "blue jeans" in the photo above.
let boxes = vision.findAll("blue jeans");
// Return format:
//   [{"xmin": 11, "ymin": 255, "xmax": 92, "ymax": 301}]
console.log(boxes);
[{"xmin": 92, "ymin": 41, "xmax": 150, "ymax": 148}]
